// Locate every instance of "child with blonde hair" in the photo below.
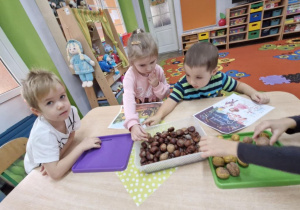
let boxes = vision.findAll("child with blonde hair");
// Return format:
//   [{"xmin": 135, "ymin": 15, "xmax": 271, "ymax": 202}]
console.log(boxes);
[
  {"xmin": 22, "ymin": 69, "xmax": 101, "ymax": 179},
  {"xmin": 144, "ymin": 42, "xmax": 270, "ymax": 126},
  {"xmin": 123, "ymin": 29, "xmax": 170, "ymax": 141}
]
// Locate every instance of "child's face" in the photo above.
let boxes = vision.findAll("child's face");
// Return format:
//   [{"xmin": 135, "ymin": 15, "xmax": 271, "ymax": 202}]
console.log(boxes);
[
  {"xmin": 184, "ymin": 64, "xmax": 217, "ymax": 89},
  {"xmin": 33, "ymin": 83, "xmax": 71, "ymax": 125},
  {"xmin": 132, "ymin": 56, "xmax": 157, "ymax": 76}
]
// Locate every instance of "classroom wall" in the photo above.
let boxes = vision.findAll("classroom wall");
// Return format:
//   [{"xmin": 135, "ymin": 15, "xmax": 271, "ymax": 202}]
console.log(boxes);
[
  {"xmin": 0, "ymin": 0, "xmax": 80, "ymax": 133},
  {"xmin": 119, "ymin": 0, "xmax": 138, "ymax": 33}
]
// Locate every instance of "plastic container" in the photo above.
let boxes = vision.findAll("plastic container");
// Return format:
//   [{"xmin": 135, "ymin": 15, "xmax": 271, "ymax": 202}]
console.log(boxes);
[
  {"xmin": 250, "ymin": 2, "xmax": 263, "ymax": 13},
  {"xmin": 229, "ymin": 33, "xmax": 245, "ymax": 42},
  {"xmin": 199, "ymin": 39, "xmax": 209, "ymax": 43},
  {"xmin": 262, "ymin": 19, "xmax": 271, "ymax": 27},
  {"xmin": 248, "ymin": 30, "xmax": 259, "ymax": 39},
  {"xmin": 271, "ymin": 18, "xmax": 280, "ymax": 26},
  {"xmin": 264, "ymin": 10, "xmax": 273, "ymax": 18},
  {"xmin": 198, "ymin": 32, "xmax": 209, "ymax": 40},
  {"xmin": 230, "ymin": 7, "xmax": 247, "ymax": 17},
  {"xmin": 272, "ymin": 8, "xmax": 282, "ymax": 17},
  {"xmin": 208, "ymin": 131, "xmax": 300, "ymax": 189},
  {"xmin": 270, "ymin": 27, "xmax": 279, "ymax": 35},
  {"xmin": 230, "ymin": 17, "xmax": 246, "ymax": 26},
  {"xmin": 249, "ymin": 21, "xmax": 261, "ymax": 31},
  {"xmin": 229, "ymin": 25, "xmax": 246, "ymax": 34},
  {"xmin": 134, "ymin": 117, "xmax": 207, "ymax": 173},
  {"xmin": 250, "ymin": 12, "xmax": 262, "ymax": 23},
  {"xmin": 212, "ymin": 37, "xmax": 226, "ymax": 45},
  {"xmin": 217, "ymin": 29, "xmax": 226, "ymax": 36},
  {"xmin": 261, "ymin": 28, "xmax": 270, "ymax": 37}
]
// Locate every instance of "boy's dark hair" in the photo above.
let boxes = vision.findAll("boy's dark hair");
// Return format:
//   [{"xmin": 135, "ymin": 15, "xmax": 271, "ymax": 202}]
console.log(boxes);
[{"xmin": 183, "ymin": 42, "xmax": 219, "ymax": 72}]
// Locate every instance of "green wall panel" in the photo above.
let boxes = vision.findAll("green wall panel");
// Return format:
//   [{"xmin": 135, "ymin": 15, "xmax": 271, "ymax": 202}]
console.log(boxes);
[
  {"xmin": 138, "ymin": 0, "xmax": 149, "ymax": 32},
  {"xmin": 119, "ymin": 0, "xmax": 138, "ymax": 33},
  {"xmin": 0, "ymin": 0, "xmax": 81, "ymax": 117}
]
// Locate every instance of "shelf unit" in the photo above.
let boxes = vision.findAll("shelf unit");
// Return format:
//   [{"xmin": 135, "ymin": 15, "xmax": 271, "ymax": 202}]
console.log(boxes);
[
  {"xmin": 181, "ymin": 25, "xmax": 228, "ymax": 55},
  {"xmin": 181, "ymin": 0, "xmax": 300, "ymax": 54},
  {"xmin": 282, "ymin": 0, "xmax": 300, "ymax": 37},
  {"xmin": 57, "ymin": 7, "xmax": 128, "ymax": 108}
]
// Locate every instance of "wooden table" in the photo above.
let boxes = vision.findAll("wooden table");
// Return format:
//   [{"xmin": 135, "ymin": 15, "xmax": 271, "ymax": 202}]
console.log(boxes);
[{"xmin": 2, "ymin": 91, "xmax": 300, "ymax": 210}]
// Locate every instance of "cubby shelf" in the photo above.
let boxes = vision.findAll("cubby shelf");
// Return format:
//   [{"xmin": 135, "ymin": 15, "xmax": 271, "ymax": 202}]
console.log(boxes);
[{"xmin": 181, "ymin": 0, "xmax": 300, "ymax": 54}]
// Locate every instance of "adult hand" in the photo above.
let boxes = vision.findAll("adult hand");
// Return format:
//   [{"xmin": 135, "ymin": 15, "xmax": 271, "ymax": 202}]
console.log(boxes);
[{"xmin": 253, "ymin": 118, "xmax": 296, "ymax": 145}]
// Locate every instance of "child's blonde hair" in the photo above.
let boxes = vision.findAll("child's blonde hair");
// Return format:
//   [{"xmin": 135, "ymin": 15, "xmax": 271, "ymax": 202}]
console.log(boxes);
[
  {"xmin": 21, "ymin": 69, "xmax": 65, "ymax": 110},
  {"xmin": 184, "ymin": 42, "xmax": 219, "ymax": 72},
  {"xmin": 127, "ymin": 29, "xmax": 158, "ymax": 63}
]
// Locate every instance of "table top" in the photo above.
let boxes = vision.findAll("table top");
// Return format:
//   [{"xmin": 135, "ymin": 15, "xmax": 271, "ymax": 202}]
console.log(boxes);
[{"xmin": 2, "ymin": 91, "xmax": 300, "ymax": 210}]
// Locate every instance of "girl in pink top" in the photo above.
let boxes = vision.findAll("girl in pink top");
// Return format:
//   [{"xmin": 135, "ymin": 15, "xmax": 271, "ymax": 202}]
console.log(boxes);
[{"xmin": 123, "ymin": 29, "xmax": 170, "ymax": 141}]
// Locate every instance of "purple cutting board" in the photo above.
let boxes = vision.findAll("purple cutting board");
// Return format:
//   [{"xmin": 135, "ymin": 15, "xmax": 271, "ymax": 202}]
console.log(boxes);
[{"xmin": 72, "ymin": 133, "xmax": 133, "ymax": 173}]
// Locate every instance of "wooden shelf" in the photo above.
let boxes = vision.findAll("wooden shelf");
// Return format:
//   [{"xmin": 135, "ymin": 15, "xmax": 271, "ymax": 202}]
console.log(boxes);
[
  {"xmin": 262, "ymin": 24, "xmax": 282, "ymax": 29},
  {"xmin": 284, "ymin": 21, "xmax": 300, "ymax": 25},
  {"xmin": 263, "ymin": 15, "xmax": 283, "ymax": 20},
  {"xmin": 181, "ymin": 1, "xmax": 293, "ymax": 52},
  {"xmin": 286, "ymin": 11, "xmax": 300, "ymax": 16},
  {"xmin": 288, "ymin": 2, "xmax": 300, "ymax": 6},
  {"xmin": 283, "ymin": 30, "xmax": 300, "ymax": 34}
]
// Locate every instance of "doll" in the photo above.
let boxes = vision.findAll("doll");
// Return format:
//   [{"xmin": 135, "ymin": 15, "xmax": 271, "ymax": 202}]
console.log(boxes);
[{"xmin": 66, "ymin": 39, "xmax": 95, "ymax": 88}]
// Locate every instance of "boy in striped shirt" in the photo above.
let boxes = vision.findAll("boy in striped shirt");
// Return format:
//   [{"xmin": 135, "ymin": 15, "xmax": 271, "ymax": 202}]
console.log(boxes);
[{"xmin": 144, "ymin": 42, "xmax": 269, "ymax": 126}]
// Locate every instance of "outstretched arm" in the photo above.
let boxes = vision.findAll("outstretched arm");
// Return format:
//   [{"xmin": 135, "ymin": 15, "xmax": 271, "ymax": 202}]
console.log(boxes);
[
  {"xmin": 234, "ymin": 81, "xmax": 270, "ymax": 104},
  {"xmin": 143, "ymin": 98, "xmax": 177, "ymax": 126},
  {"xmin": 43, "ymin": 137, "xmax": 101, "ymax": 180}
]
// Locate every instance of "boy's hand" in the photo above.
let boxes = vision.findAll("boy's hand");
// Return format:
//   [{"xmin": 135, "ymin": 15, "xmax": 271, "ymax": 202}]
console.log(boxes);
[
  {"xmin": 130, "ymin": 124, "xmax": 148, "ymax": 141},
  {"xmin": 40, "ymin": 164, "xmax": 48, "ymax": 176},
  {"xmin": 143, "ymin": 115, "xmax": 161, "ymax": 126},
  {"xmin": 79, "ymin": 137, "xmax": 101, "ymax": 151},
  {"xmin": 148, "ymin": 72, "xmax": 159, "ymax": 87},
  {"xmin": 250, "ymin": 92, "xmax": 270, "ymax": 104},
  {"xmin": 199, "ymin": 136, "xmax": 239, "ymax": 158}
]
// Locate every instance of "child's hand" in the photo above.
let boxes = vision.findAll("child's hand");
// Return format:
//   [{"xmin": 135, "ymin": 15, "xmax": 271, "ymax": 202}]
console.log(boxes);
[
  {"xmin": 148, "ymin": 71, "xmax": 159, "ymax": 87},
  {"xmin": 130, "ymin": 124, "xmax": 148, "ymax": 141},
  {"xmin": 143, "ymin": 115, "xmax": 161, "ymax": 126},
  {"xmin": 79, "ymin": 137, "xmax": 101, "ymax": 151},
  {"xmin": 199, "ymin": 136, "xmax": 239, "ymax": 158},
  {"xmin": 40, "ymin": 164, "xmax": 48, "ymax": 176},
  {"xmin": 250, "ymin": 92, "xmax": 270, "ymax": 104}
]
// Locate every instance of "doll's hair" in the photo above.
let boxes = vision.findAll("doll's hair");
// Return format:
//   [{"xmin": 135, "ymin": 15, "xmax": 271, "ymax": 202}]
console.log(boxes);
[
  {"xmin": 184, "ymin": 42, "xmax": 219, "ymax": 72},
  {"xmin": 66, "ymin": 41, "xmax": 85, "ymax": 61},
  {"xmin": 21, "ymin": 69, "xmax": 65, "ymax": 110},
  {"xmin": 127, "ymin": 28, "xmax": 158, "ymax": 63}
]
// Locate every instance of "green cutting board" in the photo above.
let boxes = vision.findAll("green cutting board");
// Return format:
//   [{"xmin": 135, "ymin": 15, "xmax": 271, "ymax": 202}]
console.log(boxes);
[{"xmin": 208, "ymin": 131, "xmax": 300, "ymax": 189}]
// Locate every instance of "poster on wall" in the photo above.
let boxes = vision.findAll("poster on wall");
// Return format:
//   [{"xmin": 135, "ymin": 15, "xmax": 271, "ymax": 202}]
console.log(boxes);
[
  {"xmin": 150, "ymin": 0, "xmax": 166, "ymax": 6},
  {"xmin": 193, "ymin": 94, "xmax": 274, "ymax": 134}
]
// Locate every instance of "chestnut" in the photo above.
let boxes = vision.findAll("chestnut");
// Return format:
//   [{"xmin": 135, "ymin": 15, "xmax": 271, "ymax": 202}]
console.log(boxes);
[
  {"xmin": 174, "ymin": 150, "xmax": 181, "ymax": 157},
  {"xmin": 188, "ymin": 126, "xmax": 195, "ymax": 132},
  {"xmin": 176, "ymin": 129, "xmax": 184, "ymax": 136},
  {"xmin": 141, "ymin": 142, "xmax": 148, "ymax": 149},
  {"xmin": 185, "ymin": 134, "xmax": 192, "ymax": 140},
  {"xmin": 160, "ymin": 152, "xmax": 169, "ymax": 161},
  {"xmin": 139, "ymin": 150, "xmax": 146, "ymax": 158},
  {"xmin": 168, "ymin": 127, "xmax": 175, "ymax": 132},
  {"xmin": 146, "ymin": 153, "xmax": 154, "ymax": 160},
  {"xmin": 150, "ymin": 146, "xmax": 159, "ymax": 154},
  {"xmin": 177, "ymin": 139, "xmax": 185, "ymax": 147},
  {"xmin": 167, "ymin": 144, "xmax": 175, "ymax": 153},
  {"xmin": 160, "ymin": 143, "xmax": 167, "ymax": 152},
  {"xmin": 170, "ymin": 131, "xmax": 177, "ymax": 138},
  {"xmin": 184, "ymin": 140, "xmax": 192, "ymax": 147}
]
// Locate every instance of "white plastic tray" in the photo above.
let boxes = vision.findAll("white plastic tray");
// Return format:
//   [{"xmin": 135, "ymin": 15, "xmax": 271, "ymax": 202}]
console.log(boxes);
[{"xmin": 135, "ymin": 117, "xmax": 207, "ymax": 173}]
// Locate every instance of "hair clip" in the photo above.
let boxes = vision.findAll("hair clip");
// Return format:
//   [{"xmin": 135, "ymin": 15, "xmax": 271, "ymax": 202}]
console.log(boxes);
[
  {"xmin": 136, "ymin": 28, "xmax": 142, "ymax": 34},
  {"xmin": 131, "ymin": 41, "xmax": 141, "ymax": 45}
]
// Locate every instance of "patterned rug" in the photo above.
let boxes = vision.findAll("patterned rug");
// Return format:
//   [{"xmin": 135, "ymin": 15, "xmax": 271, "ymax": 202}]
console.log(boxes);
[{"xmin": 160, "ymin": 38, "xmax": 300, "ymax": 99}]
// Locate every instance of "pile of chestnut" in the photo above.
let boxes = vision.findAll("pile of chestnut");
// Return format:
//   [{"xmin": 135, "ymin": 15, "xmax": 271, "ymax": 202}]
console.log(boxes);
[{"xmin": 139, "ymin": 126, "xmax": 202, "ymax": 165}]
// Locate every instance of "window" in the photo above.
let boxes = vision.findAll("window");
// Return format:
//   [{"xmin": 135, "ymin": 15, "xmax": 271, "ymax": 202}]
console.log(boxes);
[
  {"xmin": 86, "ymin": 0, "xmax": 126, "ymax": 39},
  {"xmin": 0, "ymin": 27, "xmax": 29, "ymax": 104}
]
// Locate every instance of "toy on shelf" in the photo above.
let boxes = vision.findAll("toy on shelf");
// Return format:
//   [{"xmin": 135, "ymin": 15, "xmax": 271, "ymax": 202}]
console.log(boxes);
[
  {"xmin": 49, "ymin": 0, "xmax": 65, "ymax": 16},
  {"xmin": 98, "ymin": 54, "xmax": 120, "ymax": 75},
  {"xmin": 66, "ymin": 39, "xmax": 95, "ymax": 88},
  {"xmin": 218, "ymin": 13, "xmax": 226, "ymax": 26}
]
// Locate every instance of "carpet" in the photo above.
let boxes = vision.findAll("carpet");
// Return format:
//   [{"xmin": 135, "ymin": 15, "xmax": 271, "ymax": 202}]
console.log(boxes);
[{"xmin": 160, "ymin": 38, "xmax": 300, "ymax": 99}]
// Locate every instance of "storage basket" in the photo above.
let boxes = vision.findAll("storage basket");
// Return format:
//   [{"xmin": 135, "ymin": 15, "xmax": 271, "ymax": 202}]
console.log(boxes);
[
  {"xmin": 270, "ymin": 27, "xmax": 279, "ymax": 35},
  {"xmin": 230, "ymin": 17, "xmax": 246, "ymax": 26},
  {"xmin": 271, "ymin": 18, "xmax": 280, "ymax": 26},
  {"xmin": 229, "ymin": 25, "xmax": 246, "ymax": 34},
  {"xmin": 249, "ymin": 21, "xmax": 261, "ymax": 31},
  {"xmin": 248, "ymin": 30, "xmax": 259, "ymax": 39},
  {"xmin": 250, "ymin": 12, "xmax": 262, "ymax": 22},
  {"xmin": 261, "ymin": 28, "xmax": 270, "ymax": 37},
  {"xmin": 262, "ymin": 19, "xmax": 271, "ymax": 27},
  {"xmin": 134, "ymin": 117, "xmax": 207, "ymax": 173},
  {"xmin": 272, "ymin": 8, "xmax": 282, "ymax": 16}
]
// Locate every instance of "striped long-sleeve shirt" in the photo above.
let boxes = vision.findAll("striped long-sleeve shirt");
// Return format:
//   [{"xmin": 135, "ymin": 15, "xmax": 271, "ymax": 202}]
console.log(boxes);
[{"xmin": 169, "ymin": 71, "xmax": 237, "ymax": 102}]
